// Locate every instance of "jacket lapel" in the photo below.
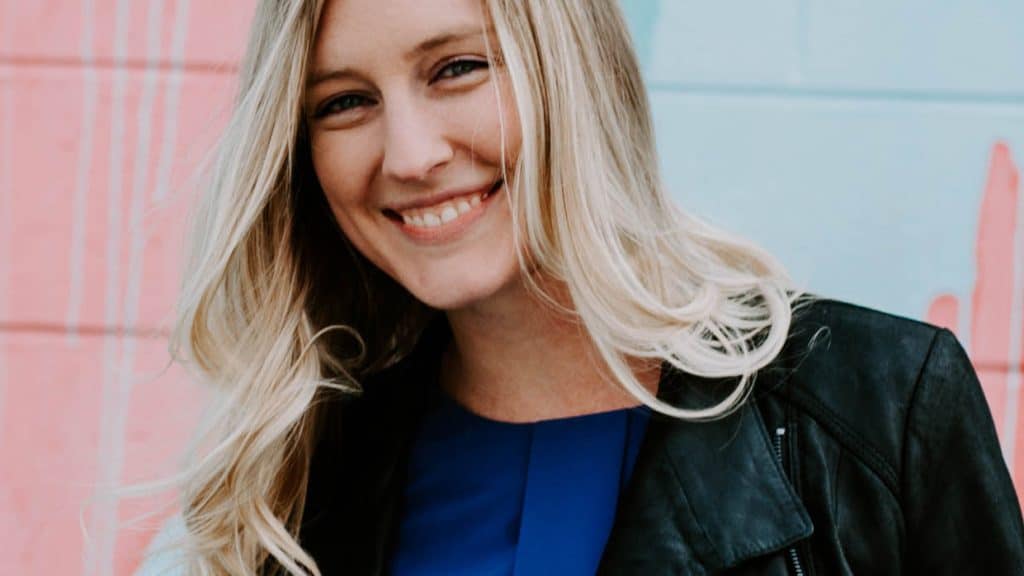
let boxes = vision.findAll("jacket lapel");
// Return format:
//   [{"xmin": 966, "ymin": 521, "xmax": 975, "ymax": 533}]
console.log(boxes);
[{"xmin": 598, "ymin": 367, "xmax": 814, "ymax": 575}]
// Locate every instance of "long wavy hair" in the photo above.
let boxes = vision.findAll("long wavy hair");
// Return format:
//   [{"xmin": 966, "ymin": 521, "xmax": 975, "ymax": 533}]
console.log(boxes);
[{"xmin": 168, "ymin": 0, "xmax": 802, "ymax": 573}]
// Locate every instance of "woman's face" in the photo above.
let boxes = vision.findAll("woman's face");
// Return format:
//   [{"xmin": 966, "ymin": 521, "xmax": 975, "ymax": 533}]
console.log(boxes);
[{"xmin": 306, "ymin": 0, "xmax": 522, "ymax": 311}]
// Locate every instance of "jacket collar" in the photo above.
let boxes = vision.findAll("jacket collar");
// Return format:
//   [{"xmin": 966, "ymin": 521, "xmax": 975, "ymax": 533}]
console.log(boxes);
[{"xmin": 598, "ymin": 365, "xmax": 813, "ymax": 574}]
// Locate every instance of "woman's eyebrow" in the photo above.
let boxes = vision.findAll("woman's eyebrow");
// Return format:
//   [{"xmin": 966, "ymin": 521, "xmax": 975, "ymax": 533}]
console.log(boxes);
[
  {"xmin": 307, "ymin": 25, "xmax": 490, "ymax": 89},
  {"xmin": 403, "ymin": 26, "xmax": 484, "ymax": 61},
  {"xmin": 307, "ymin": 67, "xmax": 361, "ymax": 89}
]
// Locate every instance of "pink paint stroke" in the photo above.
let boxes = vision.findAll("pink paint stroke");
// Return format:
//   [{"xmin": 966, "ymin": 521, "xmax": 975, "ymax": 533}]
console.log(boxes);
[{"xmin": 928, "ymin": 142, "xmax": 1022, "ymax": 499}]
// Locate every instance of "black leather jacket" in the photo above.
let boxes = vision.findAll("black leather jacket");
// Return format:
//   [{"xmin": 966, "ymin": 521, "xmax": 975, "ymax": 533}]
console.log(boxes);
[{"xmin": 299, "ymin": 299, "xmax": 1024, "ymax": 575}]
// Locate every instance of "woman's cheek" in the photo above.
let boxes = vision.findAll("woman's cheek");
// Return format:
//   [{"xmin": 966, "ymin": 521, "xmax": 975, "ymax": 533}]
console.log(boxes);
[
  {"xmin": 311, "ymin": 153, "xmax": 377, "ymax": 258},
  {"xmin": 486, "ymin": 81, "xmax": 523, "ymax": 172},
  {"xmin": 315, "ymin": 145, "xmax": 372, "ymax": 213},
  {"xmin": 497, "ymin": 77, "xmax": 522, "ymax": 150},
  {"xmin": 447, "ymin": 79, "xmax": 520, "ymax": 164}
]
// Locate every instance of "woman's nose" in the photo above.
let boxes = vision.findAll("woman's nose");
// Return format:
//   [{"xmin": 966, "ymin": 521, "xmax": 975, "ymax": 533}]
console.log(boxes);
[{"xmin": 381, "ymin": 97, "xmax": 454, "ymax": 182}]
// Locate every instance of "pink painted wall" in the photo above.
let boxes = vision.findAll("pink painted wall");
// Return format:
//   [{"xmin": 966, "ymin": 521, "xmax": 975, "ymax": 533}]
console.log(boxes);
[
  {"xmin": 1, "ymin": 2, "xmax": 1021, "ymax": 575},
  {"xmin": 0, "ymin": 2, "xmax": 254, "ymax": 574},
  {"xmin": 927, "ymin": 143, "xmax": 1024, "ymax": 497}
]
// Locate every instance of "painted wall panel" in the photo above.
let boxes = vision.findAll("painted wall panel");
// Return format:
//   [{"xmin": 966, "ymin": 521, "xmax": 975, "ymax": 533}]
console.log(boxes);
[
  {"xmin": 0, "ymin": 0, "xmax": 255, "ymax": 68},
  {"xmin": 112, "ymin": 341, "xmax": 205, "ymax": 576},
  {"xmin": 179, "ymin": 2, "xmax": 256, "ymax": 67},
  {"xmin": 641, "ymin": 1, "xmax": 802, "ymax": 86},
  {"xmin": 0, "ymin": 332, "xmax": 201, "ymax": 576},
  {"xmin": 1, "ymin": 66, "xmax": 234, "ymax": 329},
  {"xmin": 649, "ymin": 91, "xmax": 1024, "ymax": 324},
  {"xmin": 633, "ymin": 0, "xmax": 1024, "ymax": 95},
  {"xmin": 803, "ymin": 1, "xmax": 1024, "ymax": 94}
]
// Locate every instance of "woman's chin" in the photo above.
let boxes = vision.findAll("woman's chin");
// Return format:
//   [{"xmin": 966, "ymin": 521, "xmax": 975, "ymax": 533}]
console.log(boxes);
[
  {"xmin": 413, "ymin": 285, "xmax": 502, "ymax": 312},
  {"xmin": 407, "ymin": 271, "xmax": 522, "ymax": 313}
]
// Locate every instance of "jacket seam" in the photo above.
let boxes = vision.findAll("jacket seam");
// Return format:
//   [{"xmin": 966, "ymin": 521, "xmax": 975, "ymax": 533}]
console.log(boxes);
[
  {"xmin": 898, "ymin": 326, "xmax": 944, "ymax": 478},
  {"xmin": 785, "ymin": 403, "xmax": 803, "ymax": 498},
  {"xmin": 894, "ymin": 327, "xmax": 944, "ymax": 566},
  {"xmin": 781, "ymin": 386, "xmax": 901, "ymax": 499},
  {"xmin": 831, "ymin": 447, "xmax": 842, "ymax": 528}
]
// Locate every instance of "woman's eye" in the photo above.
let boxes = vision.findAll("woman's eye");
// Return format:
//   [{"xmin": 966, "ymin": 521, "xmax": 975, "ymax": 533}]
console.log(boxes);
[
  {"xmin": 433, "ymin": 59, "xmax": 489, "ymax": 82},
  {"xmin": 316, "ymin": 93, "xmax": 372, "ymax": 118}
]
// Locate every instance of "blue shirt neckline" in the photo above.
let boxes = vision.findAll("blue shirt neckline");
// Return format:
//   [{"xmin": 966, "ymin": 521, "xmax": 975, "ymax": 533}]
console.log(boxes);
[
  {"xmin": 436, "ymin": 385, "xmax": 653, "ymax": 428},
  {"xmin": 390, "ymin": 380, "xmax": 652, "ymax": 576}
]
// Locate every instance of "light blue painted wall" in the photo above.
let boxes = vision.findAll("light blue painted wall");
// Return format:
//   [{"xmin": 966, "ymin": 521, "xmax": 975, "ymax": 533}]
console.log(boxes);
[{"xmin": 620, "ymin": 0, "xmax": 1024, "ymax": 322}]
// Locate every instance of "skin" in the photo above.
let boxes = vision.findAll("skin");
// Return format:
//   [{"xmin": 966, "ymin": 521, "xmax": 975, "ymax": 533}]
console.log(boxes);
[{"xmin": 306, "ymin": 0, "xmax": 657, "ymax": 422}]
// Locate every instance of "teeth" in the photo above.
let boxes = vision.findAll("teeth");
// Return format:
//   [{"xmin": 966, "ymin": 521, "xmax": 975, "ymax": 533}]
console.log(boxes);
[
  {"xmin": 440, "ymin": 206, "xmax": 458, "ymax": 223},
  {"xmin": 399, "ymin": 192, "xmax": 490, "ymax": 229}
]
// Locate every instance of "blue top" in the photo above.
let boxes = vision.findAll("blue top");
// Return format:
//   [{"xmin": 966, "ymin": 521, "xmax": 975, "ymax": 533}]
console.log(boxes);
[{"xmin": 388, "ymin": 391, "xmax": 651, "ymax": 575}]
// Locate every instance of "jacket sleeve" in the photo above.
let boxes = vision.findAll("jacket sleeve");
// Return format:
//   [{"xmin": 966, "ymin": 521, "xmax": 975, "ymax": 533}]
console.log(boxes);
[{"xmin": 901, "ymin": 328, "xmax": 1024, "ymax": 573}]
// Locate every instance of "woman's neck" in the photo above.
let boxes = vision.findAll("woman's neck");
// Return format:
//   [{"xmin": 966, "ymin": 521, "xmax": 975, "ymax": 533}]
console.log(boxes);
[{"xmin": 440, "ymin": 275, "xmax": 660, "ymax": 423}]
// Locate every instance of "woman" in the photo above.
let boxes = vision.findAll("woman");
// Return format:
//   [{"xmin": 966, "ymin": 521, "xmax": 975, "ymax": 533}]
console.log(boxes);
[{"xmin": 157, "ymin": 0, "xmax": 1024, "ymax": 574}]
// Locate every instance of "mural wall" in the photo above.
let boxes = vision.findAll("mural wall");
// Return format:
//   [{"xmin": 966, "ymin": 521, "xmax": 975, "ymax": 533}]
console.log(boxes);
[{"xmin": 0, "ymin": 1, "xmax": 1021, "ymax": 574}]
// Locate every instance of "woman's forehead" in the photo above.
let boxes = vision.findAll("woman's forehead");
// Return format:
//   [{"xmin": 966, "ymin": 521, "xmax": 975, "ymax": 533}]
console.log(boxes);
[{"xmin": 312, "ymin": 0, "xmax": 490, "ymax": 67}]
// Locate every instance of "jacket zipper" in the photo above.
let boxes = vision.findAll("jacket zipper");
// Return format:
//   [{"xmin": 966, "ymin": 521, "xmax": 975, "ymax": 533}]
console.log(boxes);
[{"xmin": 773, "ymin": 427, "xmax": 806, "ymax": 576}]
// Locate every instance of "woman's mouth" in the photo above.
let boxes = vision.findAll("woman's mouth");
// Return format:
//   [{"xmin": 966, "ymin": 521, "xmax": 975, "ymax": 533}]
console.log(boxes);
[
  {"xmin": 383, "ymin": 178, "xmax": 505, "ymax": 244},
  {"xmin": 385, "ymin": 178, "xmax": 503, "ymax": 229}
]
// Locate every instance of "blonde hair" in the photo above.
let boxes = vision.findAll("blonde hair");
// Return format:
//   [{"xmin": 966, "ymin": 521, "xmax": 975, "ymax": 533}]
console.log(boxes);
[{"xmin": 169, "ymin": 0, "xmax": 802, "ymax": 573}]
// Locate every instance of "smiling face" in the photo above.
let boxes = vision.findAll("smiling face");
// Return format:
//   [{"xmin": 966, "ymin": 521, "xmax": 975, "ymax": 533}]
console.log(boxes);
[{"xmin": 305, "ymin": 0, "xmax": 523, "ymax": 311}]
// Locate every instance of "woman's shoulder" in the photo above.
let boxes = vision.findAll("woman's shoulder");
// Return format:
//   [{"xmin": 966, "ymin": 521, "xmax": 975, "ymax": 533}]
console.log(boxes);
[
  {"xmin": 762, "ymin": 298, "xmax": 1023, "ymax": 571},
  {"xmin": 776, "ymin": 296, "xmax": 961, "ymax": 404},
  {"xmin": 765, "ymin": 296, "xmax": 981, "ymax": 483},
  {"xmin": 790, "ymin": 294, "xmax": 939, "ymax": 344},
  {"xmin": 779, "ymin": 296, "xmax": 948, "ymax": 392},
  {"xmin": 132, "ymin": 514, "xmax": 188, "ymax": 576}
]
